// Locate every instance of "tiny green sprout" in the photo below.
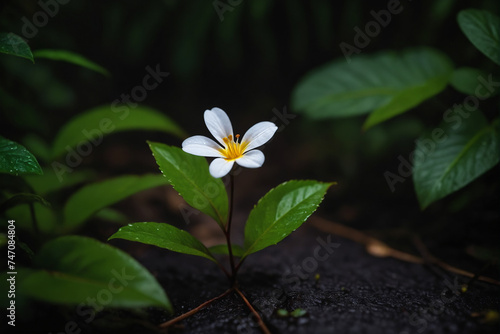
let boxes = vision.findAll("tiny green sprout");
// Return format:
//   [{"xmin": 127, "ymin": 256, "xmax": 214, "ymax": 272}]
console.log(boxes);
[
  {"xmin": 109, "ymin": 107, "xmax": 335, "ymax": 333},
  {"xmin": 277, "ymin": 309, "xmax": 289, "ymax": 317},
  {"xmin": 290, "ymin": 308, "xmax": 308, "ymax": 318}
]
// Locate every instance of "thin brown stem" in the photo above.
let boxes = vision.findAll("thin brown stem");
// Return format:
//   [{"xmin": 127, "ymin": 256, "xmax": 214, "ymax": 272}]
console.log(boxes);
[
  {"xmin": 234, "ymin": 287, "xmax": 271, "ymax": 334},
  {"xmin": 158, "ymin": 288, "xmax": 234, "ymax": 329}
]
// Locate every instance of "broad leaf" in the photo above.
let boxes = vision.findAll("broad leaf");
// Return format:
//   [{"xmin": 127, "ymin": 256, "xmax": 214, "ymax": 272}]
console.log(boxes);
[
  {"xmin": 34, "ymin": 49, "xmax": 110, "ymax": 76},
  {"xmin": 0, "ymin": 32, "xmax": 33, "ymax": 62},
  {"xmin": 292, "ymin": 48, "xmax": 453, "ymax": 128},
  {"xmin": 20, "ymin": 236, "xmax": 172, "ymax": 311},
  {"xmin": 413, "ymin": 111, "xmax": 499, "ymax": 209},
  {"xmin": 0, "ymin": 136, "xmax": 42, "ymax": 176},
  {"xmin": 364, "ymin": 75, "xmax": 449, "ymax": 129},
  {"xmin": 243, "ymin": 180, "xmax": 334, "ymax": 258},
  {"xmin": 450, "ymin": 67, "xmax": 491, "ymax": 96},
  {"xmin": 148, "ymin": 142, "xmax": 228, "ymax": 226},
  {"xmin": 109, "ymin": 222, "xmax": 216, "ymax": 262},
  {"xmin": 208, "ymin": 244, "xmax": 245, "ymax": 257},
  {"xmin": 458, "ymin": 9, "xmax": 500, "ymax": 65},
  {"xmin": 63, "ymin": 174, "xmax": 168, "ymax": 230},
  {"xmin": 51, "ymin": 105, "xmax": 185, "ymax": 158}
]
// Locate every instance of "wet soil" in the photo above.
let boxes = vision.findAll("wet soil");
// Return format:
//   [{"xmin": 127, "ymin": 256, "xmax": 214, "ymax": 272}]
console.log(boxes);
[{"xmin": 135, "ymin": 223, "xmax": 500, "ymax": 334}]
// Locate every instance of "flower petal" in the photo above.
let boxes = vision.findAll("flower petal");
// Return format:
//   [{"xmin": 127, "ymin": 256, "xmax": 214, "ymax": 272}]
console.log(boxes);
[
  {"xmin": 182, "ymin": 135, "xmax": 223, "ymax": 157},
  {"xmin": 241, "ymin": 121, "xmax": 278, "ymax": 152},
  {"xmin": 236, "ymin": 150, "xmax": 265, "ymax": 169},
  {"xmin": 204, "ymin": 107, "xmax": 233, "ymax": 146},
  {"xmin": 209, "ymin": 158, "xmax": 234, "ymax": 178}
]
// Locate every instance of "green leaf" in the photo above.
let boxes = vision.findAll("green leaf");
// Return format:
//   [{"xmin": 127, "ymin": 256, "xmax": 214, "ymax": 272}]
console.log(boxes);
[
  {"xmin": 363, "ymin": 74, "xmax": 450, "ymax": 129},
  {"xmin": 20, "ymin": 236, "xmax": 172, "ymax": 311},
  {"xmin": 94, "ymin": 208, "xmax": 130, "ymax": 224},
  {"xmin": 34, "ymin": 49, "xmax": 110, "ymax": 76},
  {"xmin": 0, "ymin": 136, "xmax": 42, "ymax": 176},
  {"xmin": 413, "ymin": 112, "xmax": 499, "ymax": 209},
  {"xmin": 0, "ymin": 193, "xmax": 50, "ymax": 213},
  {"xmin": 450, "ymin": 67, "xmax": 492, "ymax": 96},
  {"xmin": 51, "ymin": 105, "xmax": 186, "ymax": 158},
  {"xmin": 458, "ymin": 9, "xmax": 500, "ymax": 65},
  {"xmin": 292, "ymin": 48, "xmax": 453, "ymax": 127},
  {"xmin": 243, "ymin": 180, "xmax": 334, "ymax": 258},
  {"xmin": 109, "ymin": 222, "xmax": 216, "ymax": 262},
  {"xmin": 6, "ymin": 202, "xmax": 56, "ymax": 233},
  {"xmin": 290, "ymin": 308, "xmax": 307, "ymax": 318},
  {"xmin": 148, "ymin": 142, "xmax": 228, "ymax": 226},
  {"xmin": 0, "ymin": 32, "xmax": 34, "ymax": 62},
  {"xmin": 63, "ymin": 174, "xmax": 168, "ymax": 230},
  {"xmin": 208, "ymin": 244, "xmax": 245, "ymax": 257},
  {"xmin": 24, "ymin": 168, "xmax": 95, "ymax": 196}
]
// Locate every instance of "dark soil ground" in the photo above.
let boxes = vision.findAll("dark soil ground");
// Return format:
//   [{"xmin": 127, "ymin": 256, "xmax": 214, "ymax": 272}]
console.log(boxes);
[
  {"xmin": 13, "ymin": 217, "xmax": 500, "ymax": 334},
  {"xmin": 113, "ymin": 223, "xmax": 499, "ymax": 334}
]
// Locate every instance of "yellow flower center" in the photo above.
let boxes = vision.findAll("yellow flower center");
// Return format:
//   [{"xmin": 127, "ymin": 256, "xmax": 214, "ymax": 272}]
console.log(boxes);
[{"xmin": 220, "ymin": 134, "xmax": 248, "ymax": 161}]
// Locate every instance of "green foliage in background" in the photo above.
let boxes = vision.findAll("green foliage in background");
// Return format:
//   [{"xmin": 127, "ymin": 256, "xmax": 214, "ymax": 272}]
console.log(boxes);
[
  {"xmin": 292, "ymin": 8, "xmax": 500, "ymax": 209},
  {"xmin": 19, "ymin": 236, "xmax": 172, "ymax": 311}
]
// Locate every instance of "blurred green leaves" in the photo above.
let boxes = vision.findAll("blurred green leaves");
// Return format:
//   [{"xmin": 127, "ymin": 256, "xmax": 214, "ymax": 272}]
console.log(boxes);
[
  {"xmin": 458, "ymin": 9, "xmax": 500, "ymax": 65},
  {"xmin": 52, "ymin": 105, "xmax": 185, "ymax": 158},
  {"xmin": 20, "ymin": 236, "xmax": 172, "ymax": 311},
  {"xmin": 0, "ymin": 136, "xmax": 42, "ymax": 176},
  {"xmin": 413, "ymin": 111, "xmax": 499, "ymax": 209},
  {"xmin": 34, "ymin": 49, "xmax": 110, "ymax": 76},
  {"xmin": 292, "ymin": 48, "xmax": 453, "ymax": 129},
  {"xmin": 148, "ymin": 142, "xmax": 229, "ymax": 226},
  {"xmin": 109, "ymin": 222, "xmax": 217, "ymax": 263},
  {"xmin": 63, "ymin": 174, "xmax": 168, "ymax": 230},
  {"xmin": 0, "ymin": 32, "xmax": 34, "ymax": 62}
]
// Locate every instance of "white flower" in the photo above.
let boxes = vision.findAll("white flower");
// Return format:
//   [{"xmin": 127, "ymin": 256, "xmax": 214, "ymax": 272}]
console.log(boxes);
[{"xmin": 182, "ymin": 107, "xmax": 278, "ymax": 178}]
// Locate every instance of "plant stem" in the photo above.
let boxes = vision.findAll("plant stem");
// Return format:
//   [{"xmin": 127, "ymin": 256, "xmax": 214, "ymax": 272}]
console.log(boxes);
[
  {"xmin": 224, "ymin": 173, "xmax": 237, "ymax": 285},
  {"xmin": 158, "ymin": 288, "xmax": 234, "ymax": 329},
  {"xmin": 234, "ymin": 287, "xmax": 271, "ymax": 334}
]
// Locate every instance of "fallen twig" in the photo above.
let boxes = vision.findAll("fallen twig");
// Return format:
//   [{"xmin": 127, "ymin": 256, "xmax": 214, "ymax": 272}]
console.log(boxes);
[{"xmin": 310, "ymin": 216, "xmax": 500, "ymax": 286}]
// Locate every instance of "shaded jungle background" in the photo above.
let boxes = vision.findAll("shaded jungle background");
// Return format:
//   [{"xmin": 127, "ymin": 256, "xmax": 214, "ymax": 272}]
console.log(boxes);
[{"xmin": 0, "ymin": 0, "xmax": 499, "ymax": 331}]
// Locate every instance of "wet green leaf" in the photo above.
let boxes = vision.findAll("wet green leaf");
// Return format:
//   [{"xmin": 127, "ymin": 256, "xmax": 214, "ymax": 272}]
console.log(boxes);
[
  {"xmin": 109, "ymin": 222, "xmax": 216, "ymax": 262},
  {"xmin": 0, "ymin": 136, "xmax": 42, "ymax": 176},
  {"xmin": 148, "ymin": 142, "xmax": 228, "ymax": 226},
  {"xmin": 243, "ymin": 180, "xmax": 334, "ymax": 258},
  {"xmin": 0, "ymin": 32, "xmax": 33, "ymax": 62}
]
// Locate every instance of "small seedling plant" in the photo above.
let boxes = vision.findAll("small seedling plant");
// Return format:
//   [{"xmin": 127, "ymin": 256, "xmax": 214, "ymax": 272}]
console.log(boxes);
[{"xmin": 109, "ymin": 108, "xmax": 334, "ymax": 332}]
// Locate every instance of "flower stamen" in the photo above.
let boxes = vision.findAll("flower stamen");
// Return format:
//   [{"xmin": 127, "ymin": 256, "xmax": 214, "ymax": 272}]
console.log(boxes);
[{"xmin": 220, "ymin": 134, "xmax": 247, "ymax": 161}]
